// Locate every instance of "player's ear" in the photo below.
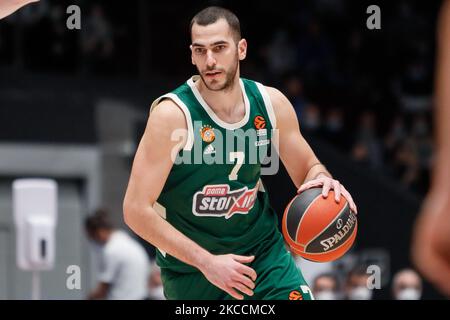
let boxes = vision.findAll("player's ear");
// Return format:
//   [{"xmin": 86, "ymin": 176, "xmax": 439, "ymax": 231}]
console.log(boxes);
[
  {"xmin": 238, "ymin": 38, "xmax": 247, "ymax": 61},
  {"xmin": 189, "ymin": 45, "xmax": 195, "ymax": 65}
]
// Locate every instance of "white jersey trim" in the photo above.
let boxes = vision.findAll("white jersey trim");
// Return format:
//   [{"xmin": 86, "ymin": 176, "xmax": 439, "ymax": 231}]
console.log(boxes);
[
  {"xmin": 255, "ymin": 82, "xmax": 277, "ymax": 129},
  {"xmin": 187, "ymin": 75, "xmax": 250, "ymax": 130},
  {"xmin": 153, "ymin": 202, "xmax": 167, "ymax": 257},
  {"xmin": 150, "ymin": 93, "xmax": 194, "ymax": 151}
]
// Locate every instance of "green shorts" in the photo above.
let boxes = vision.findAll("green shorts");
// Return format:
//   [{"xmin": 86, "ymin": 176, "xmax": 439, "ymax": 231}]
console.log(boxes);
[{"xmin": 161, "ymin": 232, "xmax": 314, "ymax": 300}]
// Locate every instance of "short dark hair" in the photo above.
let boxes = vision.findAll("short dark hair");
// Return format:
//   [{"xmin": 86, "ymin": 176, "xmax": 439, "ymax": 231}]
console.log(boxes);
[
  {"xmin": 190, "ymin": 6, "xmax": 241, "ymax": 43},
  {"xmin": 85, "ymin": 208, "xmax": 114, "ymax": 232}
]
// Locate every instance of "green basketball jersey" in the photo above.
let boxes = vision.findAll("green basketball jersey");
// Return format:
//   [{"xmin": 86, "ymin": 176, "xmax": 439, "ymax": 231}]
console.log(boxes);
[{"xmin": 150, "ymin": 75, "xmax": 279, "ymax": 273}]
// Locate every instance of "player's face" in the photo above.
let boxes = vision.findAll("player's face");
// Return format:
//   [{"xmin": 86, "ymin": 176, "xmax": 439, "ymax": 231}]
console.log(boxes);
[{"xmin": 190, "ymin": 19, "xmax": 247, "ymax": 91}]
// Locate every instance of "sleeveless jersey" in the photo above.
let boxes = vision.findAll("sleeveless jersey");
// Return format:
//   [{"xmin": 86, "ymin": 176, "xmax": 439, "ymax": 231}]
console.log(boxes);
[{"xmin": 150, "ymin": 75, "xmax": 279, "ymax": 273}]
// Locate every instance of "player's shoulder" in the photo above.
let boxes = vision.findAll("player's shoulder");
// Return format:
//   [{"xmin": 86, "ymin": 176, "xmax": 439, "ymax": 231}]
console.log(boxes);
[
  {"xmin": 149, "ymin": 98, "xmax": 187, "ymax": 129},
  {"xmin": 262, "ymin": 86, "xmax": 291, "ymax": 110},
  {"xmin": 264, "ymin": 85, "xmax": 283, "ymax": 97},
  {"xmin": 241, "ymin": 77, "xmax": 286, "ymax": 104},
  {"xmin": 259, "ymin": 85, "xmax": 297, "ymax": 127}
]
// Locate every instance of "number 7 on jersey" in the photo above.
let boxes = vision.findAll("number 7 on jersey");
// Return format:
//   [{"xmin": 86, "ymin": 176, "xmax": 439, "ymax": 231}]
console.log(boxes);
[{"xmin": 228, "ymin": 151, "xmax": 244, "ymax": 181}]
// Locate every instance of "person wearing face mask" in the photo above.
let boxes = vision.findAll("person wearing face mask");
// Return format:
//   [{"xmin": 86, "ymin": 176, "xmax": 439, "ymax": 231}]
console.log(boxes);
[
  {"xmin": 345, "ymin": 266, "xmax": 373, "ymax": 300},
  {"xmin": 312, "ymin": 273, "xmax": 341, "ymax": 300},
  {"xmin": 391, "ymin": 269, "xmax": 422, "ymax": 300},
  {"xmin": 302, "ymin": 103, "xmax": 322, "ymax": 134}
]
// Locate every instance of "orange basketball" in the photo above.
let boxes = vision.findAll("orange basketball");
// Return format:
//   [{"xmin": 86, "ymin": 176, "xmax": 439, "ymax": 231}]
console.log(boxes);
[{"xmin": 282, "ymin": 187, "xmax": 357, "ymax": 262}]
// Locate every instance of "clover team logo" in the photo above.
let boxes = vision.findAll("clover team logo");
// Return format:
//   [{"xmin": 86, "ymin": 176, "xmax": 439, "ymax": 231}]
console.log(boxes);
[
  {"xmin": 200, "ymin": 125, "xmax": 215, "ymax": 143},
  {"xmin": 192, "ymin": 184, "xmax": 259, "ymax": 219}
]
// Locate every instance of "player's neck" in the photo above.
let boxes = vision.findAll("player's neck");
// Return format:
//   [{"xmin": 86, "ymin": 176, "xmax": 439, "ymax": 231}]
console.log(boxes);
[{"xmin": 197, "ymin": 74, "xmax": 244, "ymax": 119}]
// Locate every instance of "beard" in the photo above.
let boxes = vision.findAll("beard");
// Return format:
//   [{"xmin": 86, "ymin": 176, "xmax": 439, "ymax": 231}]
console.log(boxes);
[{"xmin": 197, "ymin": 55, "xmax": 239, "ymax": 92}]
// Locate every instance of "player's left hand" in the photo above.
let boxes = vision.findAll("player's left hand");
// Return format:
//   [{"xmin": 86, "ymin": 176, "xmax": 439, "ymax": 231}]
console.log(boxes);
[{"xmin": 297, "ymin": 172, "xmax": 358, "ymax": 214}]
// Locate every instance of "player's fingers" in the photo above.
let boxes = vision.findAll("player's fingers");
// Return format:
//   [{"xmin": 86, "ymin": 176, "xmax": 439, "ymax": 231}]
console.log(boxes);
[
  {"xmin": 238, "ymin": 264, "xmax": 257, "ymax": 282},
  {"xmin": 234, "ymin": 272, "xmax": 255, "ymax": 290},
  {"xmin": 322, "ymin": 180, "xmax": 331, "ymax": 198},
  {"xmin": 232, "ymin": 254, "xmax": 255, "ymax": 264},
  {"xmin": 297, "ymin": 181, "xmax": 323, "ymax": 193},
  {"xmin": 332, "ymin": 180, "xmax": 341, "ymax": 202},
  {"xmin": 232, "ymin": 282, "xmax": 254, "ymax": 297},
  {"xmin": 226, "ymin": 286, "xmax": 244, "ymax": 300},
  {"xmin": 297, "ymin": 184, "xmax": 309, "ymax": 193},
  {"xmin": 341, "ymin": 187, "xmax": 357, "ymax": 213}
]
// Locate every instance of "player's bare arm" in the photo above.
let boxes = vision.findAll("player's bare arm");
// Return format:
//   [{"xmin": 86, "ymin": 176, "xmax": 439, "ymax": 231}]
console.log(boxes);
[
  {"xmin": 412, "ymin": 0, "xmax": 450, "ymax": 297},
  {"xmin": 0, "ymin": 0, "xmax": 39, "ymax": 19},
  {"xmin": 123, "ymin": 99, "xmax": 256, "ymax": 300},
  {"xmin": 267, "ymin": 86, "xmax": 357, "ymax": 213}
]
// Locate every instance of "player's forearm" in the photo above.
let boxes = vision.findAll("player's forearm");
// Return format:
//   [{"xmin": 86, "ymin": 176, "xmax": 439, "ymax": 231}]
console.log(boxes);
[{"xmin": 123, "ymin": 204, "xmax": 212, "ymax": 271}]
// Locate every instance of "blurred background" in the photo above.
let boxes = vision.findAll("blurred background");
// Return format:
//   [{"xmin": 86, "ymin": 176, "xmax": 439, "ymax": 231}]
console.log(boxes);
[{"xmin": 0, "ymin": 0, "xmax": 445, "ymax": 299}]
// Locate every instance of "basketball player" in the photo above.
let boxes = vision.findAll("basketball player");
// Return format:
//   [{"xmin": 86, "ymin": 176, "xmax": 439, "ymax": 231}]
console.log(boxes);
[
  {"xmin": 123, "ymin": 6, "xmax": 357, "ymax": 300},
  {"xmin": 0, "ymin": 0, "xmax": 39, "ymax": 19},
  {"xmin": 412, "ymin": 0, "xmax": 450, "ymax": 297}
]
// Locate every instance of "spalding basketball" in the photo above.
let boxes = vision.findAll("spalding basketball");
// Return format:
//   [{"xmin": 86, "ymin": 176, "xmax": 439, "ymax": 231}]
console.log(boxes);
[{"xmin": 282, "ymin": 187, "xmax": 357, "ymax": 262}]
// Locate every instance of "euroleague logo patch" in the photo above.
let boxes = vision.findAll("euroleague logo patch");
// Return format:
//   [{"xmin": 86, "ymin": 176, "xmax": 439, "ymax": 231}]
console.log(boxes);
[
  {"xmin": 200, "ymin": 125, "xmax": 215, "ymax": 143},
  {"xmin": 288, "ymin": 290, "xmax": 303, "ymax": 300},
  {"xmin": 253, "ymin": 115, "xmax": 266, "ymax": 129}
]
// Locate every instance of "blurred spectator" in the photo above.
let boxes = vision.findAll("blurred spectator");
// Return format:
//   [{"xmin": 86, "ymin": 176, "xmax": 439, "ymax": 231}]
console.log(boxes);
[
  {"xmin": 384, "ymin": 115, "xmax": 408, "ymax": 162},
  {"xmin": 344, "ymin": 266, "xmax": 373, "ymax": 300},
  {"xmin": 391, "ymin": 269, "xmax": 422, "ymax": 300},
  {"xmin": 148, "ymin": 260, "xmax": 166, "ymax": 300},
  {"xmin": 393, "ymin": 137, "xmax": 420, "ymax": 188},
  {"xmin": 389, "ymin": 115, "xmax": 433, "ymax": 193},
  {"xmin": 411, "ymin": 115, "xmax": 433, "ymax": 193},
  {"xmin": 85, "ymin": 209, "xmax": 150, "ymax": 300},
  {"xmin": 264, "ymin": 29, "xmax": 298, "ymax": 80},
  {"xmin": 284, "ymin": 75, "xmax": 308, "ymax": 119},
  {"xmin": 296, "ymin": 20, "xmax": 334, "ymax": 85},
  {"xmin": 81, "ymin": 4, "xmax": 114, "ymax": 74},
  {"xmin": 312, "ymin": 273, "xmax": 341, "ymax": 300},
  {"xmin": 411, "ymin": 115, "xmax": 433, "ymax": 167},
  {"xmin": 46, "ymin": 4, "xmax": 77, "ymax": 72},
  {"xmin": 291, "ymin": 247, "xmax": 335, "ymax": 288},
  {"xmin": 300, "ymin": 103, "xmax": 321, "ymax": 134},
  {"xmin": 397, "ymin": 60, "xmax": 432, "ymax": 113},
  {"xmin": 351, "ymin": 111, "xmax": 383, "ymax": 169},
  {"xmin": 322, "ymin": 108, "xmax": 346, "ymax": 149}
]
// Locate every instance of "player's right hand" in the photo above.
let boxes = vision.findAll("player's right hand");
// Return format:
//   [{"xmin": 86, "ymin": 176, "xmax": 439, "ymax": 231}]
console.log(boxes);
[{"xmin": 199, "ymin": 254, "xmax": 257, "ymax": 300}]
